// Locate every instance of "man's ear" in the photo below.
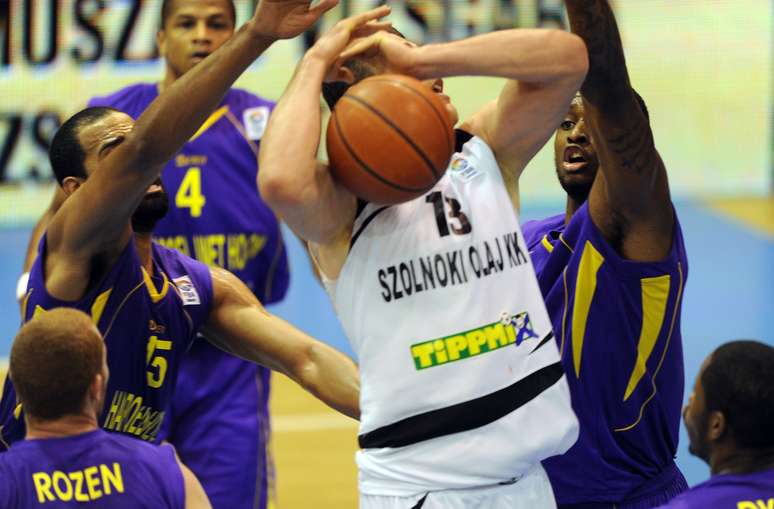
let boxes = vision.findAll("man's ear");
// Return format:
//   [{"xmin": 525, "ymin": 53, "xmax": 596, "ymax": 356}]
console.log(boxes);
[
  {"xmin": 61, "ymin": 177, "xmax": 83, "ymax": 197},
  {"xmin": 157, "ymin": 29, "xmax": 167, "ymax": 59},
  {"xmin": 325, "ymin": 65, "xmax": 356, "ymax": 85},
  {"xmin": 707, "ymin": 410, "xmax": 727, "ymax": 442}
]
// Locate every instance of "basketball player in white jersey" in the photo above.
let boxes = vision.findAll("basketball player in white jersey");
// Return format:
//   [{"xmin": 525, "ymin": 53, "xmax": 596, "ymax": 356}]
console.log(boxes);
[{"xmin": 260, "ymin": 7, "xmax": 588, "ymax": 508}]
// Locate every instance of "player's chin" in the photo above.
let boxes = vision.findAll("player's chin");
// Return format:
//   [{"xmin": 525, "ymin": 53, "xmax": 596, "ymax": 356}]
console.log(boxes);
[{"xmin": 444, "ymin": 103, "xmax": 459, "ymax": 127}]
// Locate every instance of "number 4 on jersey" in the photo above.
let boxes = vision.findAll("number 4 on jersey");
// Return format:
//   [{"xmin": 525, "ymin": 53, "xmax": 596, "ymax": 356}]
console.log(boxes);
[
  {"xmin": 175, "ymin": 167, "xmax": 206, "ymax": 218},
  {"xmin": 426, "ymin": 191, "xmax": 472, "ymax": 237}
]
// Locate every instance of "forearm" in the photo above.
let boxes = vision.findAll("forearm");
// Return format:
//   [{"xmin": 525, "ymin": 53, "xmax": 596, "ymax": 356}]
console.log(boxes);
[
  {"xmin": 259, "ymin": 55, "xmax": 355, "ymax": 243},
  {"xmin": 260, "ymin": 55, "xmax": 326, "ymax": 201},
  {"xmin": 564, "ymin": 0, "xmax": 631, "ymax": 105},
  {"xmin": 296, "ymin": 341, "xmax": 360, "ymax": 420},
  {"xmin": 410, "ymin": 29, "xmax": 586, "ymax": 84},
  {"xmin": 23, "ymin": 211, "xmax": 52, "ymax": 272}
]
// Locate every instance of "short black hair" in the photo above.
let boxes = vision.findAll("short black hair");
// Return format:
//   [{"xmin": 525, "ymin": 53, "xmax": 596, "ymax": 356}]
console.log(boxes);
[
  {"xmin": 322, "ymin": 27, "xmax": 407, "ymax": 111},
  {"xmin": 49, "ymin": 106, "xmax": 120, "ymax": 186},
  {"xmin": 702, "ymin": 340, "xmax": 774, "ymax": 449},
  {"xmin": 161, "ymin": 0, "xmax": 237, "ymax": 28}
]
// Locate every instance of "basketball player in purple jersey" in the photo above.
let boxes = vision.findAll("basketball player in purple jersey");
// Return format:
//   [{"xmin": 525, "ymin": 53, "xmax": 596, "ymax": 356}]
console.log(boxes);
[
  {"xmin": 1, "ymin": 0, "xmax": 359, "ymax": 457},
  {"xmin": 0, "ymin": 308, "xmax": 211, "ymax": 508},
  {"xmin": 658, "ymin": 341, "xmax": 774, "ymax": 508},
  {"xmin": 42, "ymin": 1, "xmax": 289, "ymax": 506},
  {"xmin": 521, "ymin": 1, "xmax": 688, "ymax": 507}
]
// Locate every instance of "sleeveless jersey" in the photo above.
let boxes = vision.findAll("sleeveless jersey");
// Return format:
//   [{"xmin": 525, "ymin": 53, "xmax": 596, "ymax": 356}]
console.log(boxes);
[
  {"xmin": 0, "ymin": 429, "xmax": 185, "ymax": 508},
  {"xmin": 0, "ymin": 236, "xmax": 213, "ymax": 448},
  {"xmin": 88, "ymin": 83, "xmax": 288, "ymax": 301},
  {"xmin": 523, "ymin": 203, "xmax": 688, "ymax": 504},
  {"xmin": 658, "ymin": 469, "xmax": 774, "ymax": 509},
  {"xmin": 327, "ymin": 134, "xmax": 578, "ymax": 496}
]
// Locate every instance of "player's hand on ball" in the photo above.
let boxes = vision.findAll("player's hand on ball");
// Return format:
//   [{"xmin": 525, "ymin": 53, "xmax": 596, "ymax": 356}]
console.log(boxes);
[
  {"xmin": 306, "ymin": 5, "xmax": 392, "ymax": 73},
  {"xmin": 251, "ymin": 0, "xmax": 340, "ymax": 40}
]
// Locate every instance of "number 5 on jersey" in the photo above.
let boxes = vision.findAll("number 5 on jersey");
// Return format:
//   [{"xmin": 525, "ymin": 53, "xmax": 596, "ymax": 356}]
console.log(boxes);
[
  {"xmin": 176, "ymin": 167, "xmax": 206, "ymax": 217},
  {"xmin": 146, "ymin": 335, "xmax": 172, "ymax": 389}
]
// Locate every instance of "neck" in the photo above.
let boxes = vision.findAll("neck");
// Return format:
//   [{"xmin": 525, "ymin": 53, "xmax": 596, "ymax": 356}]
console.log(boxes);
[
  {"xmin": 26, "ymin": 414, "xmax": 98, "ymax": 440},
  {"xmin": 564, "ymin": 195, "xmax": 585, "ymax": 224},
  {"xmin": 711, "ymin": 446, "xmax": 774, "ymax": 476},
  {"xmin": 134, "ymin": 232, "xmax": 154, "ymax": 274}
]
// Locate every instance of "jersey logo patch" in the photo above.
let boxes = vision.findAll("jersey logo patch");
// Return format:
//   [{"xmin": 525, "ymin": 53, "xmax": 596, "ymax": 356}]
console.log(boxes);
[
  {"xmin": 449, "ymin": 155, "xmax": 481, "ymax": 182},
  {"xmin": 173, "ymin": 276, "xmax": 200, "ymax": 306},
  {"xmin": 243, "ymin": 106, "xmax": 270, "ymax": 140}
]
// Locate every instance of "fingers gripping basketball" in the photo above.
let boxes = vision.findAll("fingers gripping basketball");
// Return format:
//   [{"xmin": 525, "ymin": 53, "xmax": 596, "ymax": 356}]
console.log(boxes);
[{"xmin": 326, "ymin": 74, "xmax": 455, "ymax": 205}]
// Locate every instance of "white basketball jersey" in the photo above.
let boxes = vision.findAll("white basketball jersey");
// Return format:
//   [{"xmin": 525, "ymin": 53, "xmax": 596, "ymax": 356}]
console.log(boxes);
[{"xmin": 326, "ymin": 135, "xmax": 578, "ymax": 497}]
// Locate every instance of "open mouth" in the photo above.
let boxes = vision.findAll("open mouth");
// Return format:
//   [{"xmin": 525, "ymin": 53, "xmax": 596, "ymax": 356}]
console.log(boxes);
[
  {"xmin": 190, "ymin": 51, "xmax": 210, "ymax": 62},
  {"xmin": 146, "ymin": 178, "xmax": 163, "ymax": 194},
  {"xmin": 563, "ymin": 146, "xmax": 588, "ymax": 172}
]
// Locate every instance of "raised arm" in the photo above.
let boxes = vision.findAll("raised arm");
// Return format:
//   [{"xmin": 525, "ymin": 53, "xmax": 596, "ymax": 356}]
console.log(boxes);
[
  {"xmin": 44, "ymin": 1, "xmax": 337, "ymax": 300},
  {"xmin": 202, "ymin": 267, "xmax": 360, "ymax": 420},
  {"xmin": 337, "ymin": 28, "xmax": 588, "ymax": 205},
  {"xmin": 259, "ymin": 7, "xmax": 391, "ymax": 246},
  {"xmin": 565, "ymin": 0, "xmax": 674, "ymax": 260}
]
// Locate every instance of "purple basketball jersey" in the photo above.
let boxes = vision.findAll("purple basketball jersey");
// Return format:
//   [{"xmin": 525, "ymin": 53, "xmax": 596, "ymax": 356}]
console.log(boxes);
[
  {"xmin": 0, "ymin": 237, "xmax": 213, "ymax": 448},
  {"xmin": 88, "ymin": 84, "xmax": 288, "ymax": 301},
  {"xmin": 523, "ymin": 203, "xmax": 688, "ymax": 505},
  {"xmin": 0, "ymin": 429, "xmax": 184, "ymax": 508},
  {"xmin": 657, "ymin": 469, "xmax": 774, "ymax": 508}
]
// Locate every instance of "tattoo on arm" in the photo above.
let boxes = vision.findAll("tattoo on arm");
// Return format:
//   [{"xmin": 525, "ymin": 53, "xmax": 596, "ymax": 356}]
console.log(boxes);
[
  {"xmin": 604, "ymin": 112, "xmax": 658, "ymax": 175},
  {"xmin": 565, "ymin": 0, "xmax": 631, "ymax": 102}
]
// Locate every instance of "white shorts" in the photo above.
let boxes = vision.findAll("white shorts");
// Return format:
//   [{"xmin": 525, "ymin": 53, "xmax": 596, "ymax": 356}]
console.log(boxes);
[{"xmin": 360, "ymin": 464, "xmax": 556, "ymax": 509}]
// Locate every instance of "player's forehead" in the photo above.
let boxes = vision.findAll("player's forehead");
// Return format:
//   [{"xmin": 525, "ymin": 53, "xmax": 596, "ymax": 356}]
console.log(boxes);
[
  {"xmin": 567, "ymin": 94, "xmax": 585, "ymax": 117},
  {"xmin": 166, "ymin": 0, "xmax": 234, "ymax": 22},
  {"xmin": 78, "ymin": 111, "xmax": 135, "ymax": 155}
]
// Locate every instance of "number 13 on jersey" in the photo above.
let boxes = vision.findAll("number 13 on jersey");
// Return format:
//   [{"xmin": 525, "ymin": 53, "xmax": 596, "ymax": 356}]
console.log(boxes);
[{"xmin": 175, "ymin": 167, "xmax": 206, "ymax": 218}]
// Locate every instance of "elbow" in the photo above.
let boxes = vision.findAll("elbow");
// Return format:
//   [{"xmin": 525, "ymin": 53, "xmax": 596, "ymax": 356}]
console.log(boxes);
[
  {"xmin": 548, "ymin": 30, "xmax": 589, "ymax": 86},
  {"xmin": 258, "ymin": 165, "xmax": 306, "ymax": 213}
]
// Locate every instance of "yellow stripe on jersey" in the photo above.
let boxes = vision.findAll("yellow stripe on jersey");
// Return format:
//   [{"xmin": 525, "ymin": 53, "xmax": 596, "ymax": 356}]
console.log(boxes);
[
  {"xmin": 541, "ymin": 234, "xmax": 555, "ymax": 253},
  {"xmin": 189, "ymin": 106, "xmax": 229, "ymax": 142},
  {"xmin": 90, "ymin": 289, "xmax": 113, "ymax": 326},
  {"xmin": 141, "ymin": 268, "xmax": 169, "ymax": 304},
  {"xmin": 571, "ymin": 241, "xmax": 605, "ymax": 378},
  {"xmin": 623, "ymin": 274, "xmax": 671, "ymax": 401}
]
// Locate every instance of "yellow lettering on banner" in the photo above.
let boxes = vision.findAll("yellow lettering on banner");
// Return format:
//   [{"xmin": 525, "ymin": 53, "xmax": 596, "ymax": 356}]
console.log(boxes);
[
  {"xmin": 70, "ymin": 470, "xmax": 88, "ymax": 502},
  {"xmin": 466, "ymin": 330, "xmax": 487, "ymax": 355},
  {"xmin": 738, "ymin": 503, "xmax": 757, "ymax": 509},
  {"xmin": 101, "ymin": 463, "xmax": 124, "ymax": 495},
  {"xmin": 32, "ymin": 472, "xmax": 55, "ymax": 503},
  {"xmin": 52, "ymin": 471, "xmax": 73, "ymax": 501},
  {"xmin": 84, "ymin": 466, "xmax": 102, "ymax": 500}
]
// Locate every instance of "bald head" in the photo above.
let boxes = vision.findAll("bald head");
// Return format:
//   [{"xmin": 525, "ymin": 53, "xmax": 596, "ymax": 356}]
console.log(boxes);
[{"xmin": 11, "ymin": 308, "xmax": 106, "ymax": 421}]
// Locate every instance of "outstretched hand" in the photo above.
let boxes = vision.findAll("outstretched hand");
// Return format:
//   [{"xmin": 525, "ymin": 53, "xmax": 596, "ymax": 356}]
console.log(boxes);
[
  {"xmin": 252, "ymin": 0, "xmax": 340, "ymax": 40},
  {"xmin": 306, "ymin": 5, "xmax": 392, "ymax": 72}
]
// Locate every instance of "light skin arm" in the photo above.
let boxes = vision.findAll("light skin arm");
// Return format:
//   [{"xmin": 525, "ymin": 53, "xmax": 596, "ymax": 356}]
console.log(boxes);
[
  {"xmin": 202, "ymin": 267, "xmax": 360, "ymax": 420},
  {"xmin": 259, "ymin": 7, "xmax": 391, "ymax": 246},
  {"xmin": 340, "ymin": 29, "xmax": 589, "ymax": 196},
  {"xmin": 177, "ymin": 457, "xmax": 211, "ymax": 509},
  {"xmin": 565, "ymin": 0, "xmax": 674, "ymax": 261},
  {"xmin": 45, "ymin": 1, "xmax": 337, "ymax": 300}
]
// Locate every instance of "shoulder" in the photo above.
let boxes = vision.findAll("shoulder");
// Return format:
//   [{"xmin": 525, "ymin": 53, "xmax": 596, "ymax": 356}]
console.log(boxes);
[
  {"xmin": 522, "ymin": 214, "xmax": 564, "ymax": 248},
  {"xmin": 153, "ymin": 243, "xmax": 214, "ymax": 312},
  {"xmin": 88, "ymin": 83, "xmax": 156, "ymax": 118}
]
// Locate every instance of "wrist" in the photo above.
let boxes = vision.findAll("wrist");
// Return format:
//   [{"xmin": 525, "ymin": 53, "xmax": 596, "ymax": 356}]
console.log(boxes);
[
  {"xmin": 244, "ymin": 18, "xmax": 279, "ymax": 46},
  {"xmin": 408, "ymin": 45, "xmax": 438, "ymax": 80}
]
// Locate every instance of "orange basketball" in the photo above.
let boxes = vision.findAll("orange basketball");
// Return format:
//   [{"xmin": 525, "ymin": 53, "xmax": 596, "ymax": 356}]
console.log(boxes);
[{"xmin": 326, "ymin": 74, "xmax": 455, "ymax": 205}]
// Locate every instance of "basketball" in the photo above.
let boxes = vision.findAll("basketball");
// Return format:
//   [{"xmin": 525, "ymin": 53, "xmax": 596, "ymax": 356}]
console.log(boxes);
[{"xmin": 326, "ymin": 74, "xmax": 456, "ymax": 205}]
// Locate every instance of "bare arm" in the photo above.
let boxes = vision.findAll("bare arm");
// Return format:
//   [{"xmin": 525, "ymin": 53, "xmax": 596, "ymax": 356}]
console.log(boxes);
[
  {"xmin": 565, "ymin": 0, "xmax": 673, "ymax": 260},
  {"xmin": 259, "ymin": 7, "xmax": 391, "ymax": 246},
  {"xmin": 337, "ymin": 28, "xmax": 588, "ymax": 204},
  {"xmin": 202, "ymin": 267, "xmax": 360, "ymax": 420}
]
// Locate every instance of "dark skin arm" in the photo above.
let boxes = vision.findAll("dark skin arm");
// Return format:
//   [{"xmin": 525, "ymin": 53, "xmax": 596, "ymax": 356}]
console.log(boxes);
[
  {"xmin": 565, "ymin": 0, "xmax": 673, "ymax": 261},
  {"xmin": 22, "ymin": 186, "xmax": 65, "ymax": 274}
]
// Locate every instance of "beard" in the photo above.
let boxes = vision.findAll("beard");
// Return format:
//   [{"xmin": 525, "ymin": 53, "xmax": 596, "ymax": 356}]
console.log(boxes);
[
  {"xmin": 131, "ymin": 187, "xmax": 169, "ymax": 234},
  {"xmin": 555, "ymin": 163, "xmax": 595, "ymax": 204},
  {"xmin": 686, "ymin": 410, "xmax": 712, "ymax": 463}
]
